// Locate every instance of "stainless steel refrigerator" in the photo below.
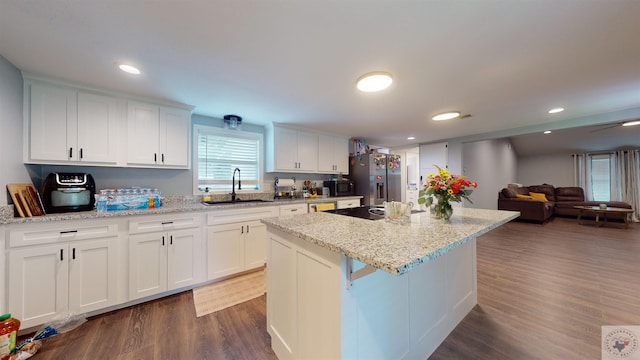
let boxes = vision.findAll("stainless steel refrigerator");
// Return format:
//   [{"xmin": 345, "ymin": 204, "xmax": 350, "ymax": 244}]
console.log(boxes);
[{"xmin": 350, "ymin": 153, "xmax": 402, "ymax": 206}]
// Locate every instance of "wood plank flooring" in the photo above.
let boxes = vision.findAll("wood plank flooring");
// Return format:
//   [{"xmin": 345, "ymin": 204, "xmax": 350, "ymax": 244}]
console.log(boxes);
[{"xmin": 19, "ymin": 217, "xmax": 639, "ymax": 359}]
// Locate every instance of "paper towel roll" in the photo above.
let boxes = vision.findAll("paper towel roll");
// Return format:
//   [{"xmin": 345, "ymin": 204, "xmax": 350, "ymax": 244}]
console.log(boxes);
[{"xmin": 277, "ymin": 178, "xmax": 295, "ymax": 187}]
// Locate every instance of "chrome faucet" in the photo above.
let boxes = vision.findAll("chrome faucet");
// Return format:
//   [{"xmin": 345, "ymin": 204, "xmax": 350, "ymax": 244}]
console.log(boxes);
[{"xmin": 231, "ymin": 168, "xmax": 241, "ymax": 201}]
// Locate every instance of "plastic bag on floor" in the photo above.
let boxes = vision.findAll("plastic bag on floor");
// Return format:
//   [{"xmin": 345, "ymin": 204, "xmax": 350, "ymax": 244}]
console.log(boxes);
[{"xmin": 10, "ymin": 312, "xmax": 86, "ymax": 360}]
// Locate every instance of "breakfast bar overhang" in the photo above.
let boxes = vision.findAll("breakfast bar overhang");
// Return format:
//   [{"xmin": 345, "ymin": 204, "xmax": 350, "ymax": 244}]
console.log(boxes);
[{"xmin": 262, "ymin": 208, "xmax": 519, "ymax": 360}]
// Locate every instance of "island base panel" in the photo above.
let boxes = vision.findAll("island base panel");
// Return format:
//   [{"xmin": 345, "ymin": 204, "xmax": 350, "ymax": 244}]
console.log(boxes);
[{"xmin": 267, "ymin": 228, "xmax": 477, "ymax": 359}]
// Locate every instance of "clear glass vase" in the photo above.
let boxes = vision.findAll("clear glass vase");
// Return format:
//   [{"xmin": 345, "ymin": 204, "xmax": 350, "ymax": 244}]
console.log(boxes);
[{"xmin": 431, "ymin": 196, "xmax": 453, "ymax": 220}]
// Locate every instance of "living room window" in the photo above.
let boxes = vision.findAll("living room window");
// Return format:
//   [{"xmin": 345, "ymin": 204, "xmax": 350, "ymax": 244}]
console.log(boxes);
[{"xmin": 193, "ymin": 125, "xmax": 263, "ymax": 193}]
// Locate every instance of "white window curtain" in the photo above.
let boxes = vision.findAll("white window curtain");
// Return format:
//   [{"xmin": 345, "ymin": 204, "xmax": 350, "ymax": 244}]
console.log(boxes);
[
  {"xmin": 616, "ymin": 150, "xmax": 640, "ymax": 222},
  {"xmin": 573, "ymin": 153, "xmax": 593, "ymax": 200}
]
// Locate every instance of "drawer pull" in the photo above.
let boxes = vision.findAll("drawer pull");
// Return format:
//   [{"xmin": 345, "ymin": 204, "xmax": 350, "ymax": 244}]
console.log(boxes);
[
  {"xmin": 291, "ymin": 208, "xmax": 298, "ymax": 212},
  {"xmin": 161, "ymin": 221, "xmax": 174, "ymax": 225},
  {"xmin": 60, "ymin": 230, "xmax": 78, "ymax": 234}
]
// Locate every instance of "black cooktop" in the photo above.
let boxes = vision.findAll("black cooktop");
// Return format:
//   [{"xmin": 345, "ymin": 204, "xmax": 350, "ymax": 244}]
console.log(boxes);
[
  {"xmin": 329, "ymin": 206, "xmax": 426, "ymax": 220},
  {"xmin": 330, "ymin": 206, "xmax": 386, "ymax": 220}
]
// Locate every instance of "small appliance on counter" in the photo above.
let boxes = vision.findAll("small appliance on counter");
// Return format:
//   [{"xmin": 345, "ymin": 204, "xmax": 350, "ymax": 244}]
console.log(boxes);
[
  {"xmin": 323, "ymin": 179, "xmax": 355, "ymax": 197},
  {"xmin": 274, "ymin": 177, "xmax": 296, "ymax": 199},
  {"xmin": 42, "ymin": 173, "xmax": 96, "ymax": 213}
]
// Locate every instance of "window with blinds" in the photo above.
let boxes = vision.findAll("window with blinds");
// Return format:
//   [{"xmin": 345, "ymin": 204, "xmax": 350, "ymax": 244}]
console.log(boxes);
[
  {"xmin": 590, "ymin": 154, "xmax": 611, "ymax": 201},
  {"xmin": 194, "ymin": 125, "xmax": 262, "ymax": 192}
]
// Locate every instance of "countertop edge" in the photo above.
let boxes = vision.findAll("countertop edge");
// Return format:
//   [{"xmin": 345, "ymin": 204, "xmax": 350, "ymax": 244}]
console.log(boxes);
[{"xmin": 0, "ymin": 196, "xmax": 363, "ymax": 225}]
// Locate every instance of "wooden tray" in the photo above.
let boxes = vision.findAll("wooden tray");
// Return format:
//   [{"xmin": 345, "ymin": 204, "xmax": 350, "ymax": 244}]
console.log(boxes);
[{"xmin": 7, "ymin": 183, "xmax": 45, "ymax": 217}]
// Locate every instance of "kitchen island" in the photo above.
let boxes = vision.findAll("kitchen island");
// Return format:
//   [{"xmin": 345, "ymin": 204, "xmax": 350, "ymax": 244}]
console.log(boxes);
[{"xmin": 262, "ymin": 207, "xmax": 519, "ymax": 360}]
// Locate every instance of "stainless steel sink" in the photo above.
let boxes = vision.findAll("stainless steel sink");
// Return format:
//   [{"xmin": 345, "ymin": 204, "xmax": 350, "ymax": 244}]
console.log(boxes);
[{"xmin": 202, "ymin": 199, "xmax": 274, "ymax": 206}]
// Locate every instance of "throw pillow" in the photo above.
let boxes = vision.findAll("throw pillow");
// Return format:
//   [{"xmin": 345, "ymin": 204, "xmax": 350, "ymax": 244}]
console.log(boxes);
[
  {"xmin": 529, "ymin": 192, "xmax": 548, "ymax": 201},
  {"xmin": 516, "ymin": 194, "xmax": 533, "ymax": 199}
]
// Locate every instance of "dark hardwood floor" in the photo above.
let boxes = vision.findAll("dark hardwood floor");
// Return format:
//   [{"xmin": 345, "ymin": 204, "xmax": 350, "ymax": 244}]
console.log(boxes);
[{"xmin": 20, "ymin": 217, "xmax": 639, "ymax": 359}]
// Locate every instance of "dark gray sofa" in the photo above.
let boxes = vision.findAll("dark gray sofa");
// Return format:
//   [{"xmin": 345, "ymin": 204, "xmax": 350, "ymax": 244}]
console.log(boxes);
[{"xmin": 498, "ymin": 184, "xmax": 633, "ymax": 223}]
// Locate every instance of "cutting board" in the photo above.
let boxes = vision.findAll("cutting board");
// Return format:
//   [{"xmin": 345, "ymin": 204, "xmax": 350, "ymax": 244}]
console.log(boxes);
[{"xmin": 7, "ymin": 183, "xmax": 45, "ymax": 217}]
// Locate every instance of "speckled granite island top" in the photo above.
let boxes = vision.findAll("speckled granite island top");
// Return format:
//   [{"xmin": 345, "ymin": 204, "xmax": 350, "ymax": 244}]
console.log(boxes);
[{"xmin": 261, "ymin": 208, "xmax": 519, "ymax": 275}]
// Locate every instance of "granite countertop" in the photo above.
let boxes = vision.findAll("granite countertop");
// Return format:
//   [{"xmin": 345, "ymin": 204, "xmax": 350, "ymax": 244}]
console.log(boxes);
[
  {"xmin": 0, "ymin": 195, "xmax": 362, "ymax": 225},
  {"xmin": 261, "ymin": 208, "xmax": 519, "ymax": 276}
]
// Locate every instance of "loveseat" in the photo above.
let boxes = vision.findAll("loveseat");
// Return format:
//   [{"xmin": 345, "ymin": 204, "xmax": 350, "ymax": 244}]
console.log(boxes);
[{"xmin": 498, "ymin": 184, "xmax": 633, "ymax": 223}]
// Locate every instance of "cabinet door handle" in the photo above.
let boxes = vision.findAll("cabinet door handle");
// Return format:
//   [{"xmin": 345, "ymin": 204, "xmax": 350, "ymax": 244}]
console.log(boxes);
[
  {"xmin": 241, "ymin": 226, "xmax": 244, "ymax": 234},
  {"xmin": 80, "ymin": 148, "xmax": 83, "ymax": 159},
  {"xmin": 72, "ymin": 248, "xmax": 76, "ymax": 260},
  {"xmin": 162, "ymin": 236, "xmax": 165, "ymax": 246},
  {"xmin": 60, "ymin": 249, "xmax": 64, "ymax": 261},
  {"xmin": 69, "ymin": 147, "xmax": 73, "ymax": 158},
  {"xmin": 162, "ymin": 153, "xmax": 165, "ymax": 163},
  {"xmin": 170, "ymin": 235, "xmax": 173, "ymax": 245},
  {"xmin": 247, "ymin": 225, "xmax": 249, "ymax": 233},
  {"xmin": 154, "ymin": 153, "xmax": 157, "ymax": 163}
]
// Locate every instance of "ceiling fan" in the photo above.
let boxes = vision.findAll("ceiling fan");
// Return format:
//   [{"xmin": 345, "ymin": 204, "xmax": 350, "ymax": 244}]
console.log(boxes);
[{"xmin": 589, "ymin": 119, "xmax": 640, "ymax": 132}]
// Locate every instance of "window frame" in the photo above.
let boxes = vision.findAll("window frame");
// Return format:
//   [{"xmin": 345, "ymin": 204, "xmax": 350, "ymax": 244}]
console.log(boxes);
[
  {"xmin": 192, "ymin": 124, "xmax": 264, "ymax": 195},
  {"xmin": 589, "ymin": 153, "xmax": 612, "ymax": 201}
]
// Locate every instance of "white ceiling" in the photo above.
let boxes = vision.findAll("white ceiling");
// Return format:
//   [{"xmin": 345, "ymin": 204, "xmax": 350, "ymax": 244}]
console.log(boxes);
[{"xmin": 2, "ymin": 0, "xmax": 640, "ymax": 153}]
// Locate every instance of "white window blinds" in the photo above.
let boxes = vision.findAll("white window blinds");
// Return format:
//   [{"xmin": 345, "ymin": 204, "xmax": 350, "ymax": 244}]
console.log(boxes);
[
  {"xmin": 590, "ymin": 154, "xmax": 611, "ymax": 201},
  {"xmin": 195, "ymin": 126, "xmax": 262, "ymax": 192}
]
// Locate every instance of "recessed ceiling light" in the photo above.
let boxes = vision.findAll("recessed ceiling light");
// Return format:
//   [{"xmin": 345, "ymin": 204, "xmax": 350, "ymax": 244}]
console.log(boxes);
[
  {"xmin": 356, "ymin": 72, "xmax": 393, "ymax": 92},
  {"xmin": 407, "ymin": 136, "xmax": 416, "ymax": 140},
  {"xmin": 118, "ymin": 64, "xmax": 141, "ymax": 75},
  {"xmin": 622, "ymin": 120, "xmax": 640, "ymax": 127},
  {"xmin": 543, "ymin": 130, "xmax": 551, "ymax": 134},
  {"xmin": 432, "ymin": 111, "xmax": 461, "ymax": 121},
  {"xmin": 548, "ymin": 108, "xmax": 564, "ymax": 114}
]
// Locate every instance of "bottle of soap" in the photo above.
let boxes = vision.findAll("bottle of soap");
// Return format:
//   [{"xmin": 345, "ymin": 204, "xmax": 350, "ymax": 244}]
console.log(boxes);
[{"xmin": 203, "ymin": 187, "xmax": 211, "ymax": 203}]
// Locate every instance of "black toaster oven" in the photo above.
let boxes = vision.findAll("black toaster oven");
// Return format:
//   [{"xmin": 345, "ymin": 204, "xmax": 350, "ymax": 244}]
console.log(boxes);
[{"xmin": 42, "ymin": 173, "xmax": 96, "ymax": 213}]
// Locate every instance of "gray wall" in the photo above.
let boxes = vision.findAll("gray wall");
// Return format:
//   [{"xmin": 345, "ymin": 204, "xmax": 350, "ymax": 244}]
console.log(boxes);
[
  {"xmin": 517, "ymin": 153, "xmax": 574, "ymax": 186},
  {"xmin": 0, "ymin": 55, "xmax": 31, "ymax": 205},
  {"xmin": 461, "ymin": 138, "xmax": 518, "ymax": 210}
]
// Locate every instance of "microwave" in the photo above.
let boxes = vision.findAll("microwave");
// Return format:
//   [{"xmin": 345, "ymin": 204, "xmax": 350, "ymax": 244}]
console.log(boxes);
[{"xmin": 323, "ymin": 180, "xmax": 355, "ymax": 197}]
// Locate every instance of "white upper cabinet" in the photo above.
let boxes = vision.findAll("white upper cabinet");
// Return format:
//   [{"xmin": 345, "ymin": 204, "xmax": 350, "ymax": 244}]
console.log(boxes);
[
  {"xmin": 160, "ymin": 106, "xmax": 191, "ymax": 167},
  {"xmin": 269, "ymin": 126, "xmax": 318, "ymax": 172},
  {"xmin": 23, "ymin": 76, "xmax": 192, "ymax": 168},
  {"xmin": 127, "ymin": 101, "xmax": 191, "ymax": 169},
  {"xmin": 28, "ymin": 82, "xmax": 77, "ymax": 162},
  {"xmin": 317, "ymin": 134, "xmax": 349, "ymax": 174},
  {"xmin": 266, "ymin": 124, "xmax": 320, "ymax": 173},
  {"xmin": 27, "ymin": 82, "xmax": 118, "ymax": 165},
  {"xmin": 77, "ymin": 92, "xmax": 118, "ymax": 163}
]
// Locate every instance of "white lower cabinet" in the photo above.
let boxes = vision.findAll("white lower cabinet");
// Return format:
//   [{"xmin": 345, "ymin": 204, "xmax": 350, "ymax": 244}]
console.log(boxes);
[
  {"xmin": 207, "ymin": 206, "xmax": 279, "ymax": 281},
  {"xmin": 279, "ymin": 203, "xmax": 308, "ymax": 217},
  {"xmin": 207, "ymin": 220, "xmax": 267, "ymax": 279},
  {"xmin": 7, "ymin": 220, "xmax": 121, "ymax": 329},
  {"xmin": 336, "ymin": 198, "xmax": 360, "ymax": 209},
  {"xmin": 128, "ymin": 214, "xmax": 205, "ymax": 301}
]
